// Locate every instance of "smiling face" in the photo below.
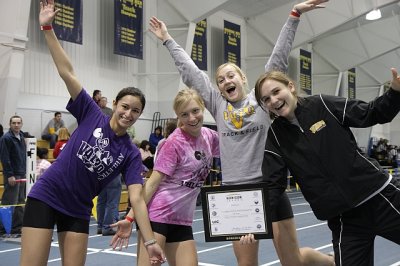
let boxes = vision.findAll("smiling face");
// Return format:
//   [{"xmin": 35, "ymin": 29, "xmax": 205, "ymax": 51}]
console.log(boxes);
[
  {"xmin": 177, "ymin": 99, "xmax": 204, "ymax": 137},
  {"xmin": 255, "ymin": 71, "xmax": 298, "ymax": 120},
  {"xmin": 174, "ymin": 89, "xmax": 205, "ymax": 137},
  {"xmin": 216, "ymin": 63, "xmax": 247, "ymax": 103},
  {"xmin": 111, "ymin": 95, "xmax": 143, "ymax": 134}
]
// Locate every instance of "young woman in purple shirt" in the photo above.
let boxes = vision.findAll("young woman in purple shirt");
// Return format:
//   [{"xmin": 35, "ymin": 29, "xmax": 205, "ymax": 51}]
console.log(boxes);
[{"xmin": 20, "ymin": 1, "xmax": 165, "ymax": 265}]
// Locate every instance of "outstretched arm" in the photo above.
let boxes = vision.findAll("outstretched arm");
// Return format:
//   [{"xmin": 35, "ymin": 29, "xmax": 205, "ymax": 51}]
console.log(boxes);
[
  {"xmin": 265, "ymin": 0, "xmax": 329, "ymax": 73},
  {"xmin": 39, "ymin": 0, "xmax": 82, "ymax": 100},
  {"xmin": 391, "ymin": 68, "xmax": 400, "ymax": 92},
  {"xmin": 149, "ymin": 17, "xmax": 218, "ymax": 112}
]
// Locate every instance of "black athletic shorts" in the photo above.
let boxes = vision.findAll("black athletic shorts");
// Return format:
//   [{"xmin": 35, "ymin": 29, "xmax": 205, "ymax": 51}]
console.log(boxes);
[
  {"xmin": 23, "ymin": 197, "xmax": 89, "ymax": 234},
  {"xmin": 137, "ymin": 221, "xmax": 193, "ymax": 242},
  {"xmin": 270, "ymin": 192, "xmax": 294, "ymax": 222}
]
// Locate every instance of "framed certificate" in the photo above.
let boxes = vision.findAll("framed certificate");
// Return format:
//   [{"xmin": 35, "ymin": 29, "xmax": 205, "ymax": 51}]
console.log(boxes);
[{"xmin": 200, "ymin": 183, "xmax": 273, "ymax": 242}]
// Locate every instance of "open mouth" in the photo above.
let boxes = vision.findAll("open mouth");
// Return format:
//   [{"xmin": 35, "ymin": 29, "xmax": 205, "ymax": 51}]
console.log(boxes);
[
  {"xmin": 275, "ymin": 102, "xmax": 285, "ymax": 111},
  {"xmin": 226, "ymin": 86, "xmax": 236, "ymax": 95}
]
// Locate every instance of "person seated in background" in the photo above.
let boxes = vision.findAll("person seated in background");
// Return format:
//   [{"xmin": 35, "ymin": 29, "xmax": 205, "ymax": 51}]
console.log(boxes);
[
  {"xmin": 53, "ymin": 127, "xmax": 70, "ymax": 159},
  {"xmin": 99, "ymin": 96, "xmax": 113, "ymax": 116},
  {"xmin": 41, "ymin": 111, "xmax": 65, "ymax": 149},
  {"xmin": 36, "ymin": 148, "xmax": 51, "ymax": 179},
  {"xmin": 148, "ymin": 126, "xmax": 163, "ymax": 153},
  {"xmin": 139, "ymin": 140, "xmax": 154, "ymax": 170}
]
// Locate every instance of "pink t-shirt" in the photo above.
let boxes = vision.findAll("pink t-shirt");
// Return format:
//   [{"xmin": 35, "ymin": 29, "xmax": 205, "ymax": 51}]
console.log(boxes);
[{"xmin": 148, "ymin": 127, "xmax": 219, "ymax": 226}]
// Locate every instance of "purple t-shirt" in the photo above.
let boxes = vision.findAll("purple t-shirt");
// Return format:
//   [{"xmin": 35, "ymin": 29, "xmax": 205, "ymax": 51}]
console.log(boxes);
[
  {"xmin": 148, "ymin": 127, "xmax": 219, "ymax": 226},
  {"xmin": 29, "ymin": 89, "xmax": 143, "ymax": 220}
]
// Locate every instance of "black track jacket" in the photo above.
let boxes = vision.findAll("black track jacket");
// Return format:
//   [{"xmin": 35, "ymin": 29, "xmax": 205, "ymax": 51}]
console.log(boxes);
[{"xmin": 263, "ymin": 89, "xmax": 400, "ymax": 220}]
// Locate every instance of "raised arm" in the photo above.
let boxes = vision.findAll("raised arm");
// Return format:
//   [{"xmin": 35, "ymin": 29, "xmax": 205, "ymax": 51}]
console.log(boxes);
[
  {"xmin": 323, "ymin": 68, "xmax": 400, "ymax": 128},
  {"xmin": 39, "ymin": 0, "xmax": 82, "ymax": 100},
  {"xmin": 149, "ymin": 17, "xmax": 217, "ymax": 112},
  {"xmin": 265, "ymin": 0, "xmax": 329, "ymax": 73}
]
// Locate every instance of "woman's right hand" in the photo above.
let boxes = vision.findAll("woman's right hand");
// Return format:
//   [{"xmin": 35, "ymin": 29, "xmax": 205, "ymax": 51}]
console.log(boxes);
[
  {"xmin": 39, "ymin": 0, "xmax": 60, "ymax": 26},
  {"xmin": 149, "ymin": 16, "xmax": 172, "ymax": 43},
  {"xmin": 109, "ymin": 219, "xmax": 134, "ymax": 250}
]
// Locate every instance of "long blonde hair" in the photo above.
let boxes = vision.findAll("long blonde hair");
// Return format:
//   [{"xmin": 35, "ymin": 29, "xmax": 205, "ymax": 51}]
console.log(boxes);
[
  {"xmin": 57, "ymin": 127, "xmax": 70, "ymax": 141},
  {"xmin": 173, "ymin": 88, "xmax": 205, "ymax": 127}
]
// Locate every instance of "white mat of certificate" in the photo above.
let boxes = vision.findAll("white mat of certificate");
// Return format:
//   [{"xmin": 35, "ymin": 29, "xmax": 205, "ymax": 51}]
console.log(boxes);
[{"xmin": 207, "ymin": 189, "xmax": 266, "ymax": 235}]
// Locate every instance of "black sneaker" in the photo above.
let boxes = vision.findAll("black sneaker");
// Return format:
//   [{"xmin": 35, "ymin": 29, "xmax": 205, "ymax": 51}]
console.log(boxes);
[
  {"xmin": 102, "ymin": 229, "xmax": 116, "ymax": 236},
  {"xmin": 97, "ymin": 228, "xmax": 102, "ymax": 234}
]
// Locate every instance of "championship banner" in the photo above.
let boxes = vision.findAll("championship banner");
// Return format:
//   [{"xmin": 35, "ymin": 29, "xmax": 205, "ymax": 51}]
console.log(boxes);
[
  {"xmin": 224, "ymin": 20, "xmax": 241, "ymax": 67},
  {"xmin": 348, "ymin": 68, "xmax": 356, "ymax": 99},
  {"xmin": 299, "ymin": 49, "xmax": 312, "ymax": 95},
  {"xmin": 191, "ymin": 19, "xmax": 207, "ymax": 71},
  {"xmin": 114, "ymin": 0, "xmax": 143, "ymax": 59},
  {"xmin": 54, "ymin": 0, "xmax": 83, "ymax": 44}
]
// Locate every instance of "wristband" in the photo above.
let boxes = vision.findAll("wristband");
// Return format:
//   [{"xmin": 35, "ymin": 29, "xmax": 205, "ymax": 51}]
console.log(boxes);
[
  {"xmin": 40, "ymin": 25, "xmax": 53, "ymax": 31},
  {"xmin": 294, "ymin": 7, "xmax": 302, "ymax": 15},
  {"xmin": 290, "ymin": 10, "xmax": 301, "ymax": 18},
  {"xmin": 125, "ymin": 216, "xmax": 134, "ymax": 223},
  {"xmin": 144, "ymin": 239, "xmax": 157, "ymax": 247},
  {"xmin": 162, "ymin": 39, "xmax": 169, "ymax": 46}
]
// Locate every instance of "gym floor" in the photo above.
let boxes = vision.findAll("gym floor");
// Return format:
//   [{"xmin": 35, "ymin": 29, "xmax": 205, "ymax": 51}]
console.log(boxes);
[{"xmin": 1, "ymin": 191, "xmax": 399, "ymax": 265}]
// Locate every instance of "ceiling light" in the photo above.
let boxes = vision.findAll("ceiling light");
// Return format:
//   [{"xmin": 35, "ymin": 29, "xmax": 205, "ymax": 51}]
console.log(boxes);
[{"xmin": 365, "ymin": 9, "xmax": 381, "ymax": 20}]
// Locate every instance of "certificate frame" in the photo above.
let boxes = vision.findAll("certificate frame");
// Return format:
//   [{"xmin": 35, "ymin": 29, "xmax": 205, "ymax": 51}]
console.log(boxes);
[{"xmin": 200, "ymin": 183, "xmax": 273, "ymax": 242}]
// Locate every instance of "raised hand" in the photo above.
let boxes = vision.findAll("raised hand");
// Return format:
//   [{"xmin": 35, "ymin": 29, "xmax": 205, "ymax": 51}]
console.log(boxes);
[
  {"xmin": 149, "ymin": 16, "xmax": 171, "ymax": 43},
  {"xmin": 391, "ymin": 68, "xmax": 400, "ymax": 92},
  {"xmin": 294, "ymin": 0, "xmax": 329, "ymax": 14},
  {"xmin": 39, "ymin": 0, "xmax": 60, "ymax": 26},
  {"xmin": 109, "ymin": 220, "xmax": 133, "ymax": 250}
]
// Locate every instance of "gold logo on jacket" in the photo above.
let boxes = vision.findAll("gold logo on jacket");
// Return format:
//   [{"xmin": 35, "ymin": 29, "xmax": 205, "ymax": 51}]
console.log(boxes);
[{"xmin": 309, "ymin": 120, "xmax": 326, "ymax": 133}]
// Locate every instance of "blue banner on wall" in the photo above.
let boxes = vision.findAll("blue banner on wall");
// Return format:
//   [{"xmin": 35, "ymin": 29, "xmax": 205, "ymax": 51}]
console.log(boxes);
[
  {"xmin": 299, "ymin": 49, "xmax": 312, "ymax": 95},
  {"xmin": 348, "ymin": 68, "xmax": 356, "ymax": 99},
  {"xmin": 191, "ymin": 19, "xmax": 207, "ymax": 71},
  {"xmin": 224, "ymin": 20, "xmax": 241, "ymax": 67},
  {"xmin": 54, "ymin": 0, "xmax": 82, "ymax": 44},
  {"xmin": 114, "ymin": 0, "xmax": 143, "ymax": 59}
]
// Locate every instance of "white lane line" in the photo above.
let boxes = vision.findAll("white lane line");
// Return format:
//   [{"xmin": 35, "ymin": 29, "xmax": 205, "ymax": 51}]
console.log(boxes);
[
  {"xmin": 197, "ymin": 243, "xmax": 232, "ymax": 254},
  {"xmin": 260, "ymin": 243, "xmax": 333, "ymax": 266}
]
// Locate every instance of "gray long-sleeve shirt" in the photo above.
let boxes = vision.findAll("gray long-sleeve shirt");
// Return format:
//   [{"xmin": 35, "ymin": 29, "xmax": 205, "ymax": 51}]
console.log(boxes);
[{"xmin": 165, "ymin": 17, "xmax": 299, "ymax": 185}]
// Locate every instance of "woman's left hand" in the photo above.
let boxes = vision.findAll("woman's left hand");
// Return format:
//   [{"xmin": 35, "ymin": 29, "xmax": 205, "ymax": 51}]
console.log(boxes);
[
  {"xmin": 391, "ymin": 68, "xmax": 400, "ymax": 92},
  {"xmin": 109, "ymin": 219, "xmax": 133, "ymax": 250}
]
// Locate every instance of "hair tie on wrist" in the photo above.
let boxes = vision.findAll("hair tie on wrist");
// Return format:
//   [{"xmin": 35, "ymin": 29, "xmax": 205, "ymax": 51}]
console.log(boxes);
[{"xmin": 125, "ymin": 216, "xmax": 134, "ymax": 223}]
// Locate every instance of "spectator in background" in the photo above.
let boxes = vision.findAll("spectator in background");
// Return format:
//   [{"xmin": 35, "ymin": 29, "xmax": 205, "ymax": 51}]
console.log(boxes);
[
  {"xmin": 53, "ymin": 127, "xmax": 70, "ymax": 159},
  {"xmin": 140, "ymin": 140, "xmax": 154, "ymax": 170},
  {"xmin": 96, "ymin": 174, "xmax": 122, "ymax": 236},
  {"xmin": 36, "ymin": 148, "xmax": 51, "ymax": 179},
  {"xmin": 154, "ymin": 119, "xmax": 177, "ymax": 161},
  {"xmin": 92, "ymin": 90, "xmax": 102, "ymax": 105},
  {"xmin": 127, "ymin": 125, "xmax": 136, "ymax": 141},
  {"xmin": 149, "ymin": 126, "xmax": 163, "ymax": 152},
  {"xmin": 41, "ymin": 111, "xmax": 65, "ymax": 149},
  {"xmin": 0, "ymin": 123, "xmax": 3, "ymax": 138},
  {"xmin": 97, "ymin": 98, "xmax": 121, "ymax": 237},
  {"xmin": 0, "ymin": 115, "xmax": 26, "ymax": 238},
  {"xmin": 99, "ymin": 96, "xmax": 113, "ymax": 116}
]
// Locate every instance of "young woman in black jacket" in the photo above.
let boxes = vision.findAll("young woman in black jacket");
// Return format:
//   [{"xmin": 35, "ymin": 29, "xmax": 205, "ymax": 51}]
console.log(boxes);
[{"xmin": 251, "ymin": 68, "xmax": 400, "ymax": 265}]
